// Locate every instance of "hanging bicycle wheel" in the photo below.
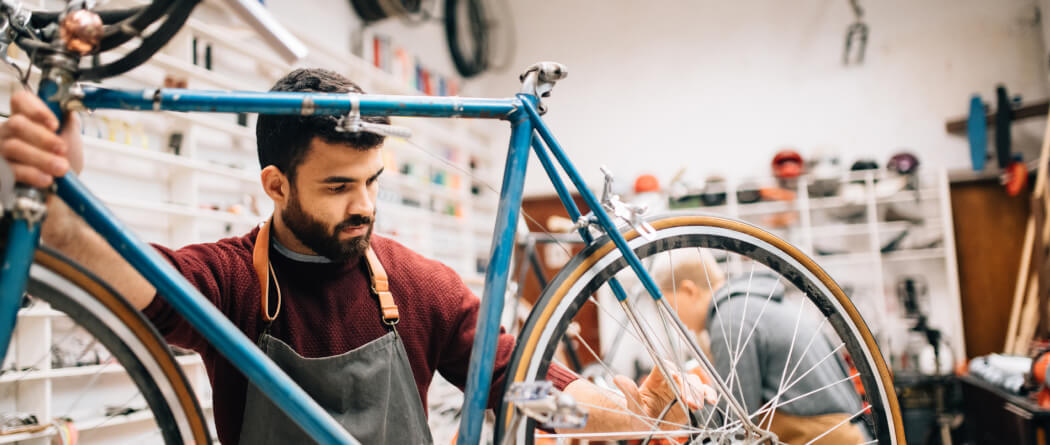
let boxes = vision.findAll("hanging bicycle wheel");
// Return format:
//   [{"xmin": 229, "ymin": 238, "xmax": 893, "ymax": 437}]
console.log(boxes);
[
  {"xmin": 499, "ymin": 214, "xmax": 903, "ymax": 444},
  {"xmin": 445, "ymin": 0, "xmax": 489, "ymax": 77},
  {"xmin": 0, "ymin": 247, "xmax": 210, "ymax": 444}
]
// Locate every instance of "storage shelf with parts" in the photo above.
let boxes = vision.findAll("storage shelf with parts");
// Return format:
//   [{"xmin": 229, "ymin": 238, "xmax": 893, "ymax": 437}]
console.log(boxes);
[
  {"xmin": 0, "ymin": 3, "xmax": 498, "ymax": 444},
  {"xmin": 0, "ymin": 297, "xmax": 214, "ymax": 445},
  {"xmin": 662, "ymin": 168, "xmax": 965, "ymax": 366},
  {"xmin": 0, "ymin": 402, "xmax": 215, "ymax": 445}
]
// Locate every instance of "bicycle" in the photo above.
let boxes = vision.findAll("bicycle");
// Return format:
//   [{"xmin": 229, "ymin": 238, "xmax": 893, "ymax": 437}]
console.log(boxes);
[{"xmin": 0, "ymin": 0, "xmax": 904, "ymax": 444}]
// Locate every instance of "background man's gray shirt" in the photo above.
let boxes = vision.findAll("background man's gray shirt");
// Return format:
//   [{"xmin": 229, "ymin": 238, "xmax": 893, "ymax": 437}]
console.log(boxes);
[{"xmin": 700, "ymin": 273, "xmax": 864, "ymax": 425}]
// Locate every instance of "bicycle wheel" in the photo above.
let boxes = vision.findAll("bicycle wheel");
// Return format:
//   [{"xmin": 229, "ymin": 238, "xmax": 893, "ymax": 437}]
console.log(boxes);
[
  {"xmin": 0, "ymin": 246, "xmax": 210, "ymax": 444},
  {"xmin": 499, "ymin": 214, "xmax": 904, "ymax": 444}
]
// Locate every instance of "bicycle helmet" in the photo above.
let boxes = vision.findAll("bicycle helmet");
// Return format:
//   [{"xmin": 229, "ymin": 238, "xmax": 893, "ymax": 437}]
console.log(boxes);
[
  {"xmin": 887, "ymin": 152, "xmax": 920, "ymax": 175},
  {"xmin": 700, "ymin": 175, "xmax": 727, "ymax": 206},
  {"xmin": 634, "ymin": 174, "xmax": 660, "ymax": 194},
  {"xmin": 736, "ymin": 183, "xmax": 761, "ymax": 204},
  {"xmin": 850, "ymin": 159, "xmax": 879, "ymax": 172},
  {"xmin": 808, "ymin": 149, "xmax": 843, "ymax": 197},
  {"xmin": 1004, "ymin": 160, "xmax": 1028, "ymax": 197},
  {"xmin": 772, "ymin": 150, "xmax": 804, "ymax": 179}
]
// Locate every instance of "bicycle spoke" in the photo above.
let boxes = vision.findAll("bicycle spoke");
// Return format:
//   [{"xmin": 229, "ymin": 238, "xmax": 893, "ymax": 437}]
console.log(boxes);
[
  {"xmin": 713, "ymin": 275, "xmax": 781, "ymax": 428},
  {"xmin": 803, "ymin": 404, "xmax": 869, "ymax": 445},
  {"xmin": 700, "ymin": 248, "xmax": 735, "ymax": 366},
  {"xmin": 0, "ymin": 326, "xmax": 81, "ymax": 380},
  {"xmin": 761, "ymin": 301, "xmax": 808, "ymax": 429},
  {"xmin": 620, "ymin": 299, "xmax": 696, "ymax": 423},
  {"xmin": 573, "ymin": 400, "xmax": 704, "ymax": 433},
  {"xmin": 763, "ymin": 341, "xmax": 848, "ymax": 414},
  {"xmin": 569, "ymin": 330, "xmax": 658, "ymax": 429},
  {"xmin": 775, "ymin": 315, "xmax": 833, "ymax": 417},
  {"xmin": 732, "ymin": 262, "xmax": 756, "ymax": 363},
  {"xmin": 584, "ymin": 295, "xmax": 658, "ymax": 360},
  {"xmin": 535, "ymin": 428, "xmax": 696, "ymax": 440},
  {"xmin": 666, "ymin": 250, "xmax": 687, "ymax": 366},
  {"xmin": 723, "ymin": 278, "xmax": 781, "ymax": 385},
  {"xmin": 80, "ymin": 391, "xmax": 146, "ymax": 430},
  {"xmin": 748, "ymin": 373, "xmax": 861, "ymax": 422},
  {"xmin": 720, "ymin": 259, "xmax": 755, "ymax": 429},
  {"xmin": 62, "ymin": 358, "xmax": 118, "ymax": 417}
]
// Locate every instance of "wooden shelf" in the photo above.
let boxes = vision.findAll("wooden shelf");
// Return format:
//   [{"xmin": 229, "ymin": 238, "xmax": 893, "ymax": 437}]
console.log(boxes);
[{"xmin": 945, "ymin": 99, "xmax": 1049, "ymax": 134}]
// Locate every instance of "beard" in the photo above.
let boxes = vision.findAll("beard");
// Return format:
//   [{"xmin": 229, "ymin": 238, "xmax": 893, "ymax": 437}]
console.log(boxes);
[{"xmin": 282, "ymin": 191, "xmax": 373, "ymax": 263}]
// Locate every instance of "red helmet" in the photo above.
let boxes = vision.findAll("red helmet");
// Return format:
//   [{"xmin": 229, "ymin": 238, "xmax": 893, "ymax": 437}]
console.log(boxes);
[
  {"xmin": 634, "ymin": 174, "xmax": 659, "ymax": 193},
  {"xmin": 772, "ymin": 150, "xmax": 804, "ymax": 179}
]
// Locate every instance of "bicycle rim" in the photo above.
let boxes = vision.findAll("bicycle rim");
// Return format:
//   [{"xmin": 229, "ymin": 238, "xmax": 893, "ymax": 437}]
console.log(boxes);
[
  {"xmin": 0, "ymin": 247, "xmax": 211, "ymax": 444},
  {"xmin": 499, "ymin": 214, "xmax": 903, "ymax": 444}
]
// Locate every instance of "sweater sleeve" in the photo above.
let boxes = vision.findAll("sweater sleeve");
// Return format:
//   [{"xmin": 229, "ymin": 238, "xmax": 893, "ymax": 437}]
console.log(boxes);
[{"xmin": 140, "ymin": 242, "xmax": 243, "ymax": 353}]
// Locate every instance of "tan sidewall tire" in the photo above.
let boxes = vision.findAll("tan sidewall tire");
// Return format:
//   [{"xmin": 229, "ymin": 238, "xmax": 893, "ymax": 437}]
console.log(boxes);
[{"xmin": 501, "ymin": 215, "xmax": 904, "ymax": 444}]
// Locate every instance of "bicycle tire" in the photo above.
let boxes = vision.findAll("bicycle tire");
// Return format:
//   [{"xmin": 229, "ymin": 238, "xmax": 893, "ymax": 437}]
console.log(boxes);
[
  {"xmin": 20, "ymin": 246, "xmax": 210, "ymax": 444},
  {"xmin": 444, "ymin": 0, "xmax": 489, "ymax": 78},
  {"xmin": 498, "ymin": 214, "xmax": 904, "ymax": 444}
]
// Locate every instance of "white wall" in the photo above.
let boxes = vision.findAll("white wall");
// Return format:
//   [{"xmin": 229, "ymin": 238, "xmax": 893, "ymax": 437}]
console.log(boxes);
[
  {"xmin": 466, "ymin": 0, "xmax": 1050, "ymax": 196},
  {"xmin": 260, "ymin": 0, "xmax": 1050, "ymax": 197}
]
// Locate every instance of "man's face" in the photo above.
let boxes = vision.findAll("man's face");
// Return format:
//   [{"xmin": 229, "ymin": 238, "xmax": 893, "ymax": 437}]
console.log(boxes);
[{"xmin": 281, "ymin": 137, "xmax": 384, "ymax": 263}]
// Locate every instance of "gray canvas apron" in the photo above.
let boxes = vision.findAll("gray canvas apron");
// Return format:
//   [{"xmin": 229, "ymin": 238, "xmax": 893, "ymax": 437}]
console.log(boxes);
[{"xmin": 237, "ymin": 220, "xmax": 434, "ymax": 445}]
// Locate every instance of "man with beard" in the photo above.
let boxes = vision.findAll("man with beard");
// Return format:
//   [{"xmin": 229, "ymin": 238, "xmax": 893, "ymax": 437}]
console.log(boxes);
[{"xmin": 2, "ymin": 68, "xmax": 709, "ymax": 444}]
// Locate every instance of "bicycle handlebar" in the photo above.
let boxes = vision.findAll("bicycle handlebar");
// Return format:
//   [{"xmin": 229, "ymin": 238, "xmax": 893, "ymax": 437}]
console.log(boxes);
[{"xmin": 3, "ymin": 0, "xmax": 304, "ymax": 86}]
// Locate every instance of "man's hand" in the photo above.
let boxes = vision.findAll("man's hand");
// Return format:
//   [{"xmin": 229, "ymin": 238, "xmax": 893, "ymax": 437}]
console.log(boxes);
[
  {"xmin": 0, "ymin": 91, "xmax": 154, "ymax": 310},
  {"xmin": 612, "ymin": 363, "xmax": 716, "ymax": 430},
  {"xmin": 0, "ymin": 91, "xmax": 83, "ymax": 187}
]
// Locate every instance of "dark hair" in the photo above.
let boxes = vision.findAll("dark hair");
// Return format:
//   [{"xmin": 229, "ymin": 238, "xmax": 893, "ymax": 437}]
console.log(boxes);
[{"xmin": 256, "ymin": 68, "xmax": 390, "ymax": 181}]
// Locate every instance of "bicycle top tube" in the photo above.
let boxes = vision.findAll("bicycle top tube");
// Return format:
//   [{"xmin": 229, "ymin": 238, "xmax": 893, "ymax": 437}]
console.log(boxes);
[{"xmin": 79, "ymin": 86, "xmax": 523, "ymax": 120}]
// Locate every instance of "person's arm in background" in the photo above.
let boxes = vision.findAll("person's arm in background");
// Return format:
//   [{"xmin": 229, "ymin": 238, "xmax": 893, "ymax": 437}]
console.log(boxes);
[
  {"xmin": 433, "ymin": 267, "xmax": 711, "ymax": 437},
  {"xmin": 0, "ymin": 92, "xmax": 157, "ymax": 309},
  {"xmin": 561, "ymin": 364, "xmax": 711, "ymax": 436}
]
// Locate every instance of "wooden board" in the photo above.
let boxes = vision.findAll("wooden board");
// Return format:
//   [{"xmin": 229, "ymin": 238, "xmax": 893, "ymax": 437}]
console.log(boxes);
[{"xmin": 950, "ymin": 179, "xmax": 1031, "ymax": 358}]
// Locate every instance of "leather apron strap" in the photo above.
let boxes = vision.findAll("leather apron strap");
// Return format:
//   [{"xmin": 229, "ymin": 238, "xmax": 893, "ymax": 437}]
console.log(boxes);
[
  {"xmin": 252, "ymin": 218, "xmax": 399, "ymax": 325},
  {"xmin": 253, "ymin": 220, "xmax": 281, "ymax": 323},
  {"xmin": 364, "ymin": 246, "xmax": 399, "ymax": 325}
]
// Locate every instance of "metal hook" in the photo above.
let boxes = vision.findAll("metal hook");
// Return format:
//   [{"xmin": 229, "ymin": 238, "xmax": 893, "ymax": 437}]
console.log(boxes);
[{"xmin": 843, "ymin": 0, "xmax": 868, "ymax": 65}]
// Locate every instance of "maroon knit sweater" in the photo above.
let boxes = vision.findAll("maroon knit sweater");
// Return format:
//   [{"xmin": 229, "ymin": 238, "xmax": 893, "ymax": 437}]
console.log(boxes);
[{"xmin": 143, "ymin": 227, "xmax": 577, "ymax": 444}]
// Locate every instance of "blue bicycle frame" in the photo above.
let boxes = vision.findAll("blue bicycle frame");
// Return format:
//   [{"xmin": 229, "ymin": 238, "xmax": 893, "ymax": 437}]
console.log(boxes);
[{"xmin": 0, "ymin": 84, "xmax": 666, "ymax": 445}]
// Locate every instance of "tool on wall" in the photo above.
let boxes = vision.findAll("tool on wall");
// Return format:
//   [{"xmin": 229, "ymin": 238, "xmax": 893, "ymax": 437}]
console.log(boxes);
[{"xmin": 842, "ymin": 0, "xmax": 868, "ymax": 65}]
